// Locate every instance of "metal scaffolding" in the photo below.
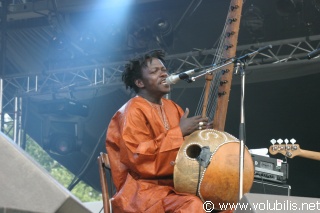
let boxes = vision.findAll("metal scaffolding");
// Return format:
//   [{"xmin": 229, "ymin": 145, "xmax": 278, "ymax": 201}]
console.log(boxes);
[
  {"xmin": 3, "ymin": 34, "xmax": 320, "ymax": 94},
  {"xmin": 1, "ymin": 35, "xmax": 320, "ymax": 145}
]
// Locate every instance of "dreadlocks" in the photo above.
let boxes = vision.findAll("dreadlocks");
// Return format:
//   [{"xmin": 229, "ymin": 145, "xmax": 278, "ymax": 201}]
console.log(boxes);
[{"xmin": 122, "ymin": 49, "xmax": 166, "ymax": 93}]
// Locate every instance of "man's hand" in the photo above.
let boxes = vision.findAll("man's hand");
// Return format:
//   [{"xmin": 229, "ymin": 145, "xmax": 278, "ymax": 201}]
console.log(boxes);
[{"xmin": 180, "ymin": 108, "xmax": 211, "ymax": 136}]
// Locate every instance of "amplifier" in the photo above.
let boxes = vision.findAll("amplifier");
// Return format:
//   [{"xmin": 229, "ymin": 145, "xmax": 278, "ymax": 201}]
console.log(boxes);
[
  {"xmin": 250, "ymin": 179, "xmax": 291, "ymax": 196},
  {"xmin": 252, "ymin": 154, "xmax": 289, "ymax": 183}
]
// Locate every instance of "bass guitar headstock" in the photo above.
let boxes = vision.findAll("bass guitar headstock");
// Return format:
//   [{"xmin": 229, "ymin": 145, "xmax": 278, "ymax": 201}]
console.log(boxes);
[{"xmin": 269, "ymin": 138, "xmax": 301, "ymax": 158}]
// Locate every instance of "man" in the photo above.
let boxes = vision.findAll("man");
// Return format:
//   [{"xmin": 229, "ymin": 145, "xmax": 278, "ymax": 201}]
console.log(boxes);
[{"xmin": 106, "ymin": 49, "xmax": 212, "ymax": 212}]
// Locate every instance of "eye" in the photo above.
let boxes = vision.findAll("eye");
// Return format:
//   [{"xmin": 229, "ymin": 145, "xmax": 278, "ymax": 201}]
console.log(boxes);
[{"xmin": 150, "ymin": 68, "xmax": 159, "ymax": 74}]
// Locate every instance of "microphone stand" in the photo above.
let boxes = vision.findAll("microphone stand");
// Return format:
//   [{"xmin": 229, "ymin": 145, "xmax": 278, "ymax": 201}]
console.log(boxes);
[
  {"xmin": 232, "ymin": 46, "xmax": 272, "ymax": 201},
  {"xmin": 190, "ymin": 45, "xmax": 272, "ymax": 82},
  {"xmin": 234, "ymin": 59, "xmax": 247, "ymax": 201},
  {"xmin": 187, "ymin": 45, "xmax": 272, "ymax": 201},
  {"xmin": 187, "ymin": 58, "xmax": 247, "ymax": 202}
]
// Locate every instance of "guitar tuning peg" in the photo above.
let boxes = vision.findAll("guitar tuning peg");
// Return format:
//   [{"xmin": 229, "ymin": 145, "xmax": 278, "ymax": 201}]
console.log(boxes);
[
  {"xmin": 284, "ymin": 139, "xmax": 289, "ymax": 144},
  {"xmin": 270, "ymin": 139, "xmax": 276, "ymax": 145},
  {"xmin": 277, "ymin": 138, "xmax": 283, "ymax": 144},
  {"xmin": 290, "ymin": 138, "xmax": 296, "ymax": 144}
]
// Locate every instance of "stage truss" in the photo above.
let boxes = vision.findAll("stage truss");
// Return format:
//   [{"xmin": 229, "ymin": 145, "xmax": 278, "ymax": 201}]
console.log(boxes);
[{"xmin": 1, "ymin": 35, "xmax": 320, "ymax": 144}]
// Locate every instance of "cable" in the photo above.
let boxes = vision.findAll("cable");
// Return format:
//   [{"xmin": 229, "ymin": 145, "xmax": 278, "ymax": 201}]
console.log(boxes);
[{"xmin": 68, "ymin": 126, "xmax": 108, "ymax": 190}]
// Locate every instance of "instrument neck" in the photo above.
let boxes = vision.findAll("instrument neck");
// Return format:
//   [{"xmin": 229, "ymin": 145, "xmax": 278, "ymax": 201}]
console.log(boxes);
[{"xmin": 203, "ymin": 0, "xmax": 243, "ymax": 131}]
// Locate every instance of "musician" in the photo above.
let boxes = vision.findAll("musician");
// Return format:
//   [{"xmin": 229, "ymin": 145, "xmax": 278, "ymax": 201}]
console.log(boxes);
[{"xmin": 106, "ymin": 49, "xmax": 214, "ymax": 212}]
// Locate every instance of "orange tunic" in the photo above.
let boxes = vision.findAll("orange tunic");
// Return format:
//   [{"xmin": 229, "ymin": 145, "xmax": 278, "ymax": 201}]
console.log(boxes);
[{"xmin": 106, "ymin": 96, "xmax": 206, "ymax": 213}]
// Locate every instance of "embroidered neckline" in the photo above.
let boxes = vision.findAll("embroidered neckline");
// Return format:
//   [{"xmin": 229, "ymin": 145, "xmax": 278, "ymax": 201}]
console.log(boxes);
[
  {"xmin": 136, "ymin": 95, "xmax": 163, "ymax": 106},
  {"xmin": 137, "ymin": 96, "xmax": 170, "ymax": 130}
]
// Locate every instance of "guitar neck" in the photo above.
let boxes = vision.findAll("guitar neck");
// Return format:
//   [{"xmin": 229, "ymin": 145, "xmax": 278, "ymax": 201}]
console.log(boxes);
[
  {"xmin": 269, "ymin": 143, "xmax": 320, "ymax": 161},
  {"xmin": 298, "ymin": 149, "xmax": 320, "ymax": 161}
]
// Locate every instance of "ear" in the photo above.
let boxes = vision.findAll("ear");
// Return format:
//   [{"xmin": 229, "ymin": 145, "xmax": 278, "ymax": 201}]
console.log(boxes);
[{"xmin": 135, "ymin": 79, "xmax": 144, "ymax": 89}]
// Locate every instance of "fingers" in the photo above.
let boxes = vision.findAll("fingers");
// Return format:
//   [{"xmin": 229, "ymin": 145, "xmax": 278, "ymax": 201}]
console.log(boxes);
[
  {"xmin": 198, "ymin": 121, "xmax": 205, "ymax": 126},
  {"xmin": 182, "ymin": 108, "xmax": 190, "ymax": 119},
  {"xmin": 198, "ymin": 119, "xmax": 213, "ymax": 130},
  {"xmin": 196, "ymin": 116, "xmax": 209, "ymax": 123},
  {"xmin": 205, "ymin": 121, "xmax": 213, "ymax": 129},
  {"xmin": 181, "ymin": 108, "xmax": 212, "ymax": 132}
]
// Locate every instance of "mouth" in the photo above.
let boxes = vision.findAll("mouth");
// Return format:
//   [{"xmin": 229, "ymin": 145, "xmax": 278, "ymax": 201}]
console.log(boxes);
[{"xmin": 160, "ymin": 79, "xmax": 168, "ymax": 85}]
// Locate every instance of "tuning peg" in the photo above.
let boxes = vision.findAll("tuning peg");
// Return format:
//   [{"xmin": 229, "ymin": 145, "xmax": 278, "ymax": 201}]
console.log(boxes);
[
  {"xmin": 284, "ymin": 139, "xmax": 289, "ymax": 144},
  {"xmin": 290, "ymin": 138, "xmax": 296, "ymax": 144},
  {"xmin": 270, "ymin": 139, "xmax": 276, "ymax": 145},
  {"xmin": 277, "ymin": 139, "xmax": 283, "ymax": 144}
]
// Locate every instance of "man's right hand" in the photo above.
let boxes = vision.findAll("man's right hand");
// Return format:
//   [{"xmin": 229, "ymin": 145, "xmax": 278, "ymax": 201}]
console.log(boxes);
[{"xmin": 180, "ymin": 108, "xmax": 209, "ymax": 136}]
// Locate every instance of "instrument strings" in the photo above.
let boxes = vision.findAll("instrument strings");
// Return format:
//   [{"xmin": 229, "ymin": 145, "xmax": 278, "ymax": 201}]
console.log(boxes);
[{"xmin": 195, "ymin": 20, "xmax": 229, "ymax": 121}]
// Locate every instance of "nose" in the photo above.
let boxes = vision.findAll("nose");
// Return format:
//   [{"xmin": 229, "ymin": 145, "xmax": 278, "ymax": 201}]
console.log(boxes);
[{"xmin": 161, "ymin": 70, "xmax": 169, "ymax": 77}]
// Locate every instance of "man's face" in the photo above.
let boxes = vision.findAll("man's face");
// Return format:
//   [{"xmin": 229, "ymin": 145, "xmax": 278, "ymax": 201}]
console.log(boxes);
[{"xmin": 138, "ymin": 58, "xmax": 170, "ymax": 96}]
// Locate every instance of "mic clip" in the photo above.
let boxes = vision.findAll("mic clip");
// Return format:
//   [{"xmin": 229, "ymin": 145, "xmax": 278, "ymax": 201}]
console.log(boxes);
[
  {"xmin": 184, "ymin": 78, "xmax": 194, "ymax": 83},
  {"xmin": 179, "ymin": 73, "xmax": 194, "ymax": 83}
]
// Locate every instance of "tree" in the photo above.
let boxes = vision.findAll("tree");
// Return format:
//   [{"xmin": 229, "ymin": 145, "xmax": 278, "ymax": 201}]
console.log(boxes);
[
  {"xmin": 4, "ymin": 114, "xmax": 101, "ymax": 202},
  {"xmin": 25, "ymin": 136, "xmax": 102, "ymax": 202}
]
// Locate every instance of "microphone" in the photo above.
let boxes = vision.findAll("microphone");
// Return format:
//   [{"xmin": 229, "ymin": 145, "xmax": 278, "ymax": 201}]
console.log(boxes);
[
  {"xmin": 307, "ymin": 48, "xmax": 320, "ymax": 59},
  {"xmin": 237, "ymin": 45, "xmax": 272, "ymax": 61},
  {"xmin": 165, "ymin": 66, "xmax": 212, "ymax": 85}
]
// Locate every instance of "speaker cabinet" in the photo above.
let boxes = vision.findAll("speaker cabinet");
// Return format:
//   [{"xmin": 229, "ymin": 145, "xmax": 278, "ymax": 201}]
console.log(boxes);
[
  {"xmin": 250, "ymin": 179, "xmax": 291, "ymax": 196},
  {"xmin": 235, "ymin": 193, "xmax": 320, "ymax": 213},
  {"xmin": 0, "ymin": 132, "xmax": 91, "ymax": 213}
]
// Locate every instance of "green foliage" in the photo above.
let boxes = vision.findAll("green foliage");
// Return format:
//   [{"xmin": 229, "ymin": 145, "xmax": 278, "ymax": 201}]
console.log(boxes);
[
  {"xmin": 3, "ymin": 115, "xmax": 102, "ymax": 203},
  {"xmin": 25, "ymin": 136, "xmax": 102, "ymax": 202},
  {"xmin": 25, "ymin": 136, "xmax": 54, "ymax": 172}
]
